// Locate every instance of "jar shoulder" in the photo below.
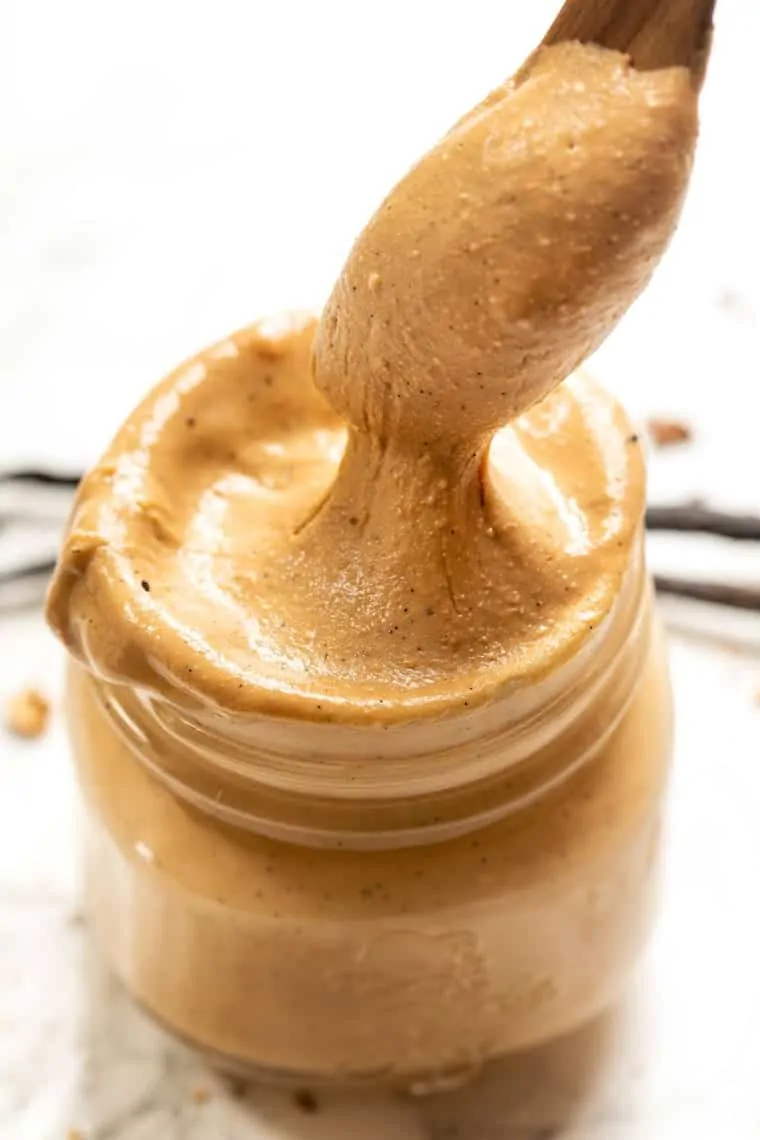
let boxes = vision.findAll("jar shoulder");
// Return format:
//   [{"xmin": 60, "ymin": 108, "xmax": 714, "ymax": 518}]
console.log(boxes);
[{"xmin": 66, "ymin": 618, "xmax": 671, "ymax": 921}]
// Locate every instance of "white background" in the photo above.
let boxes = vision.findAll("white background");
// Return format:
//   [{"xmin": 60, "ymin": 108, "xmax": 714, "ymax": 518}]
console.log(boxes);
[{"xmin": 2, "ymin": 2, "xmax": 760, "ymax": 1138}]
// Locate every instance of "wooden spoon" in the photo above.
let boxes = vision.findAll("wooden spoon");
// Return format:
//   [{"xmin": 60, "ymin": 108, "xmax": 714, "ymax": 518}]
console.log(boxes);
[{"xmin": 542, "ymin": 0, "xmax": 717, "ymax": 88}]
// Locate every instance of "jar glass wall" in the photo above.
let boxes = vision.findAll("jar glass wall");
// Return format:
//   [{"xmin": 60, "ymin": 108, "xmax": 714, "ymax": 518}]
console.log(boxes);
[{"xmin": 65, "ymin": 571, "xmax": 672, "ymax": 1089}]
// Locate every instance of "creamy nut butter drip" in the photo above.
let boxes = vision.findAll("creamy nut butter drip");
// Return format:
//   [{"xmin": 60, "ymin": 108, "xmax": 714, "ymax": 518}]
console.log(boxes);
[{"xmin": 47, "ymin": 43, "xmax": 697, "ymax": 723}]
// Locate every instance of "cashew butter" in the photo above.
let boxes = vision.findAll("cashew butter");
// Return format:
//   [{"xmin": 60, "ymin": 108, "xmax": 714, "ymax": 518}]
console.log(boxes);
[{"xmin": 47, "ymin": 41, "xmax": 697, "ymax": 1086}]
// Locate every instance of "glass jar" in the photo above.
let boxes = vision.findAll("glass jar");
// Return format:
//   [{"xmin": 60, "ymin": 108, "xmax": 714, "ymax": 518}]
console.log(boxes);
[
  {"xmin": 63, "ymin": 540, "xmax": 671, "ymax": 1089},
  {"xmin": 46, "ymin": 20, "xmax": 702, "ymax": 1087}
]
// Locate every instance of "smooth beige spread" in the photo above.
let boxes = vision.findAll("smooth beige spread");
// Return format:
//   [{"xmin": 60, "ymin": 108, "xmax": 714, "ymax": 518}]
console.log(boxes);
[
  {"xmin": 46, "ymin": 40, "xmax": 697, "ymax": 1082},
  {"xmin": 47, "ymin": 43, "xmax": 697, "ymax": 724}
]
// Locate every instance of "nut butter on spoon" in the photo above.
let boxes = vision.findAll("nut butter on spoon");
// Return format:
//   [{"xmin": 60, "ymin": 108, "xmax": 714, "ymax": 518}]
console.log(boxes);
[
  {"xmin": 47, "ymin": 4, "xmax": 713, "ymax": 1089},
  {"xmin": 303, "ymin": 37, "xmax": 699, "ymax": 707}
]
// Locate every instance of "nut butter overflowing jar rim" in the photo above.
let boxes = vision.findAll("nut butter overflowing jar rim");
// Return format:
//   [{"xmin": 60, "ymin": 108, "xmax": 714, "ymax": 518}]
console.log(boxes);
[{"xmin": 91, "ymin": 545, "xmax": 649, "ymax": 850}]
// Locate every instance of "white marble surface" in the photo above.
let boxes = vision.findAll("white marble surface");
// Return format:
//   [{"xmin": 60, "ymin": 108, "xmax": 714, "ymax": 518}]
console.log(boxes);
[{"xmin": 3, "ymin": 0, "xmax": 760, "ymax": 1136}]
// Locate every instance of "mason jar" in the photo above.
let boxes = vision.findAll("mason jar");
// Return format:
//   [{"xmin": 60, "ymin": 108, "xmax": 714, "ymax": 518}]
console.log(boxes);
[
  {"xmin": 60, "ymin": 541, "xmax": 670, "ymax": 1089},
  {"xmin": 46, "ymin": 303, "xmax": 673, "ymax": 1090}
]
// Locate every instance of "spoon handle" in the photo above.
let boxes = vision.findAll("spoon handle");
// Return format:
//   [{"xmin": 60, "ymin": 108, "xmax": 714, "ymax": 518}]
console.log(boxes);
[{"xmin": 542, "ymin": 0, "xmax": 716, "ymax": 86}]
